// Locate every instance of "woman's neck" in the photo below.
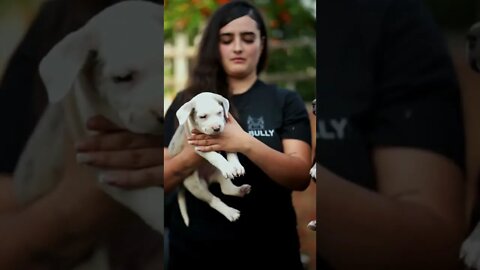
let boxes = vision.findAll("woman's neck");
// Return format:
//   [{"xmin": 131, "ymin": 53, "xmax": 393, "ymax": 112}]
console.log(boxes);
[{"xmin": 229, "ymin": 73, "xmax": 258, "ymax": 95}]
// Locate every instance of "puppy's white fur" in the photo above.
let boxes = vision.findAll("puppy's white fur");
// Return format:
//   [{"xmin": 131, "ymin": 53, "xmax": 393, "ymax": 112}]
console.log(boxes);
[
  {"xmin": 168, "ymin": 92, "xmax": 251, "ymax": 226},
  {"xmin": 13, "ymin": 1, "xmax": 164, "ymax": 269},
  {"xmin": 461, "ymin": 224, "xmax": 480, "ymax": 269},
  {"xmin": 308, "ymin": 99, "xmax": 317, "ymax": 232}
]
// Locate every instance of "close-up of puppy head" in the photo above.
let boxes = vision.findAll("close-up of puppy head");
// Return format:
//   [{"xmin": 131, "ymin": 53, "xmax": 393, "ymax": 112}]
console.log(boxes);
[
  {"xmin": 39, "ymin": 1, "xmax": 164, "ymax": 134},
  {"xmin": 176, "ymin": 92, "xmax": 230, "ymax": 135}
]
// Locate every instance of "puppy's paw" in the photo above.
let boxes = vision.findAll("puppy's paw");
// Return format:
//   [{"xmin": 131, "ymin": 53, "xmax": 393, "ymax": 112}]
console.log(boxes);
[
  {"xmin": 221, "ymin": 207, "xmax": 241, "ymax": 222},
  {"xmin": 239, "ymin": 184, "xmax": 251, "ymax": 197},
  {"xmin": 460, "ymin": 237, "xmax": 480, "ymax": 269},
  {"xmin": 227, "ymin": 157, "xmax": 245, "ymax": 177},
  {"xmin": 220, "ymin": 163, "xmax": 238, "ymax": 179},
  {"xmin": 232, "ymin": 163, "xmax": 245, "ymax": 177},
  {"xmin": 307, "ymin": 220, "xmax": 317, "ymax": 231},
  {"xmin": 310, "ymin": 164, "xmax": 316, "ymax": 180}
]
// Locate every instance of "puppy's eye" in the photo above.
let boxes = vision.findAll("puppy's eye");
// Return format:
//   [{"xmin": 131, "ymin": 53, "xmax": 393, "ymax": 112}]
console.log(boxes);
[
  {"xmin": 112, "ymin": 72, "xmax": 134, "ymax": 83},
  {"xmin": 199, "ymin": 115, "xmax": 207, "ymax": 119},
  {"xmin": 217, "ymin": 111, "xmax": 222, "ymax": 116}
]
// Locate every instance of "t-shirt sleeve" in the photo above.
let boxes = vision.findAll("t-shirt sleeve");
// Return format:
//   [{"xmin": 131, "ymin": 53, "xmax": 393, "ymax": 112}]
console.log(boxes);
[
  {"xmin": 369, "ymin": 0, "xmax": 465, "ymax": 169},
  {"xmin": 279, "ymin": 90, "xmax": 312, "ymax": 146}
]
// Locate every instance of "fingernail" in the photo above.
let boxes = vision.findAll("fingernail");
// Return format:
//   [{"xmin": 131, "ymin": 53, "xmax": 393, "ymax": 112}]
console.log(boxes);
[
  {"xmin": 76, "ymin": 153, "xmax": 93, "ymax": 164},
  {"xmin": 99, "ymin": 173, "xmax": 116, "ymax": 184},
  {"xmin": 187, "ymin": 140, "xmax": 193, "ymax": 144}
]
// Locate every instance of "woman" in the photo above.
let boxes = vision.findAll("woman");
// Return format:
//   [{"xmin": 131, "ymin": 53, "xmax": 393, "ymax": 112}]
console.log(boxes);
[{"xmin": 163, "ymin": 1, "xmax": 312, "ymax": 269}]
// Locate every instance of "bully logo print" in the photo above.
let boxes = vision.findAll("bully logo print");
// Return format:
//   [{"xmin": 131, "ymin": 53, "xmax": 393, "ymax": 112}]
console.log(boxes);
[
  {"xmin": 318, "ymin": 117, "xmax": 348, "ymax": 140},
  {"xmin": 247, "ymin": 116, "xmax": 274, "ymax": 137}
]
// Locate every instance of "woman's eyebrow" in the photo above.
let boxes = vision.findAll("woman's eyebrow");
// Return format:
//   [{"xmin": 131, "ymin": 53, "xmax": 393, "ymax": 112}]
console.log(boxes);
[{"xmin": 219, "ymin": 31, "xmax": 256, "ymax": 35}]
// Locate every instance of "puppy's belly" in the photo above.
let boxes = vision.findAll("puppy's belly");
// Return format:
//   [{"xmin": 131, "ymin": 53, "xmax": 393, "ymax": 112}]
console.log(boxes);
[{"xmin": 197, "ymin": 162, "xmax": 218, "ymax": 183}]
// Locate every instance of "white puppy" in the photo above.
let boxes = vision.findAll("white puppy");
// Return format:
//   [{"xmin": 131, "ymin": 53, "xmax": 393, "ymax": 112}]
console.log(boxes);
[
  {"xmin": 13, "ymin": 1, "xmax": 164, "ymax": 268},
  {"xmin": 168, "ymin": 92, "xmax": 251, "ymax": 226}
]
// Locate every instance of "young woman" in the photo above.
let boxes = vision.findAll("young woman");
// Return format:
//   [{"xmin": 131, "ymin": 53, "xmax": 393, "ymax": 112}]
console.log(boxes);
[{"xmin": 163, "ymin": 1, "xmax": 312, "ymax": 269}]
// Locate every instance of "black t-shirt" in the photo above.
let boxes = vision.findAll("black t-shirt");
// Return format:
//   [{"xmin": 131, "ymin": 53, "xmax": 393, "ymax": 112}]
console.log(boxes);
[
  {"xmin": 316, "ymin": 0, "xmax": 464, "ymax": 268},
  {"xmin": 164, "ymin": 80, "xmax": 311, "ymax": 268}
]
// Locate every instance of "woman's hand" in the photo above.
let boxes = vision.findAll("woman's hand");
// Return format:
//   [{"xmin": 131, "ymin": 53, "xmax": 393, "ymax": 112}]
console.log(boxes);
[
  {"xmin": 187, "ymin": 115, "xmax": 251, "ymax": 153},
  {"xmin": 75, "ymin": 115, "xmax": 163, "ymax": 189}
]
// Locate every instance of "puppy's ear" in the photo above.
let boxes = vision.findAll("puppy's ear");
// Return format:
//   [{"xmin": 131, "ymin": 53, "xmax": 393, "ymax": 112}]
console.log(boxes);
[
  {"xmin": 39, "ymin": 25, "xmax": 95, "ymax": 103},
  {"xmin": 214, "ymin": 94, "xmax": 230, "ymax": 120},
  {"xmin": 176, "ymin": 101, "xmax": 194, "ymax": 125}
]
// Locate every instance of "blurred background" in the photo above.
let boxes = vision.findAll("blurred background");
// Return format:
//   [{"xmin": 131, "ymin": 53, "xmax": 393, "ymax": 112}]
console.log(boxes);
[
  {"xmin": 2, "ymin": 0, "xmax": 480, "ymax": 270},
  {"xmin": 164, "ymin": 1, "xmax": 317, "ymax": 269}
]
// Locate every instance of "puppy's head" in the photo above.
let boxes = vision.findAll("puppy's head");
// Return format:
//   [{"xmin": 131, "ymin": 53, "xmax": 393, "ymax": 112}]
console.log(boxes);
[
  {"xmin": 39, "ymin": 1, "xmax": 164, "ymax": 134},
  {"xmin": 176, "ymin": 92, "xmax": 230, "ymax": 135}
]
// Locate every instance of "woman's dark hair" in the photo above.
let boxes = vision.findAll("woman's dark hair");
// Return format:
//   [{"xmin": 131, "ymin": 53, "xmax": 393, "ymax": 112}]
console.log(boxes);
[{"xmin": 184, "ymin": 0, "xmax": 268, "ymax": 104}]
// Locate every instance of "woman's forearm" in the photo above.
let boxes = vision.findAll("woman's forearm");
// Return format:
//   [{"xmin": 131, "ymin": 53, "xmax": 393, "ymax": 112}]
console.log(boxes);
[
  {"xmin": 242, "ymin": 137, "xmax": 311, "ymax": 191},
  {"xmin": 0, "ymin": 193, "xmax": 95, "ymax": 269},
  {"xmin": 317, "ymin": 165, "xmax": 465, "ymax": 270},
  {"xmin": 163, "ymin": 148, "xmax": 202, "ymax": 193}
]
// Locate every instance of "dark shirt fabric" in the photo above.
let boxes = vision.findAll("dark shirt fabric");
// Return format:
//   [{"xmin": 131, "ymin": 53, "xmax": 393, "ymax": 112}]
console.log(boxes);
[{"xmin": 316, "ymin": 0, "xmax": 465, "ymax": 268}]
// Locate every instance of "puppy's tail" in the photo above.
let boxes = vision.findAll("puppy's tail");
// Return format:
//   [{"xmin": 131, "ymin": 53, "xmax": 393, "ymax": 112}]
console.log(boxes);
[{"xmin": 177, "ymin": 188, "xmax": 190, "ymax": 226}]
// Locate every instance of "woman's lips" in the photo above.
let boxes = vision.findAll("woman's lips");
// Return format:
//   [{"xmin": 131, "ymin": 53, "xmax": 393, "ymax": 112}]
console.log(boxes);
[{"xmin": 231, "ymin": 57, "xmax": 246, "ymax": 63}]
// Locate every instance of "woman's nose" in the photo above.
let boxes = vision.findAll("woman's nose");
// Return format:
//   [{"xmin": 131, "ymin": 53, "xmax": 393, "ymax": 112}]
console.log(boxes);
[{"xmin": 233, "ymin": 38, "xmax": 243, "ymax": 53}]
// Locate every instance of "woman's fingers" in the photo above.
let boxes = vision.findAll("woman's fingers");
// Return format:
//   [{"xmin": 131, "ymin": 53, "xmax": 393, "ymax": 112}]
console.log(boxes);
[
  {"xmin": 99, "ymin": 166, "xmax": 164, "ymax": 189},
  {"xmin": 76, "ymin": 132, "xmax": 162, "ymax": 151},
  {"xmin": 76, "ymin": 148, "xmax": 163, "ymax": 170},
  {"xmin": 86, "ymin": 115, "xmax": 124, "ymax": 132}
]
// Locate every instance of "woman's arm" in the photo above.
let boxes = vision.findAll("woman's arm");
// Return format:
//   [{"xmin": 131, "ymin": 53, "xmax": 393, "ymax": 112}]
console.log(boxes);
[
  {"xmin": 189, "ymin": 116, "xmax": 312, "ymax": 191},
  {"xmin": 0, "ymin": 137, "xmax": 130, "ymax": 269},
  {"xmin": 317, "ymin": 147, "xmax": 466, "ymax": 270},
  {"xmin": 163, "ymin": 145, "xmax": 203, "ymax": 193}
]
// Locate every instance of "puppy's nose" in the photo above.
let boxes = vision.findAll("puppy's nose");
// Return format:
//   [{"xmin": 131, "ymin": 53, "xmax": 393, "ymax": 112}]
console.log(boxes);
[{"xmin": 213, "ymin": 126, "xmax": 221, "ymax": 132}]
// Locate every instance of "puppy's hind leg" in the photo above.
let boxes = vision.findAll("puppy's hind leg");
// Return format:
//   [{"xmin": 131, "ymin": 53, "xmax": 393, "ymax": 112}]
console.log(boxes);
[
  {"xmin": 210, "ymin": 170, "xmax": 251, "ymax": 197},
  {"xmin": 183, "ymin": 171, "xmax": 241, "ymax": 222}
]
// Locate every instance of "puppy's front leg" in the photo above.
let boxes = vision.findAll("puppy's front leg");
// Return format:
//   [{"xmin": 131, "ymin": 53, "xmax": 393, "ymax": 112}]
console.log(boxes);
[
  {"xmin": 226, "ymin": 153, "xmax": 245, "ymax": 177},
  {"xmin": 195, "ymin": 151, "xmax": 236, "ymax": 179}
]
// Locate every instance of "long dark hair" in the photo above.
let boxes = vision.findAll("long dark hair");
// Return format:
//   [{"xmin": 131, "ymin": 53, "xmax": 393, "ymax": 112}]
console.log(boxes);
[{"xmin": 183, "ymin": 0, "xmax": 268, "ymax": 106}]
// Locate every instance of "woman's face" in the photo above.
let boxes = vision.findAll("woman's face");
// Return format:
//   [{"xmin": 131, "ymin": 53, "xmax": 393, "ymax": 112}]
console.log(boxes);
[{"xmin": 218, "ymin": 15, "xmax": 263, "ymax": 80}]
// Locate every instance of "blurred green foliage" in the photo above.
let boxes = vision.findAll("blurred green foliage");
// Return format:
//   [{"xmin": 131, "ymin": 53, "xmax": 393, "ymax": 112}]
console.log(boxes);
[{"xmin": 165, "ymin": 0, "xmax": 316, "ymax": 102}]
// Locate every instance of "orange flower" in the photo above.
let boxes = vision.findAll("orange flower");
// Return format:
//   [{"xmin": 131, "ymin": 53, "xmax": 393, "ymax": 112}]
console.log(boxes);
[
  {"xmin": 270, "ymin": 19, "xmax": 279, "ymax": 28},
  {"xmin": 280, "ymin": 11, "xmax": 291, "ymax": 23}
]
